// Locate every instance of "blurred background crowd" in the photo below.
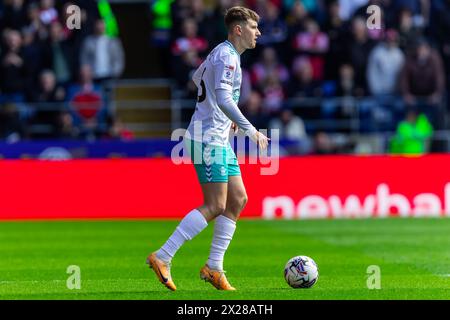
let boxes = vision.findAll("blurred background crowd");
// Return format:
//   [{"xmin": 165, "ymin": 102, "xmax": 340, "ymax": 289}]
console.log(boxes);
[
  {"xmin": 0, "ymin": 0, "xmax": 449, "ymax": 156},
  {"xmin": 169, "ymin": 0, "xmax": 450, "ymax": 155},
  {"xmin": 0, "ymin": 0, "xmax": 126, "ymax": 143}
]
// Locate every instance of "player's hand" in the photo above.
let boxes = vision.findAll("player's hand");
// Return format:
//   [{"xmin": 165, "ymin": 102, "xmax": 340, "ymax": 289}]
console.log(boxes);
[
  {"xmin": 231, "ymin": 122, "xmax": 238, "ymax": 133},
  {"xmin": 252, "ymin": 131, "xmax": 270, "ymax": 150}
]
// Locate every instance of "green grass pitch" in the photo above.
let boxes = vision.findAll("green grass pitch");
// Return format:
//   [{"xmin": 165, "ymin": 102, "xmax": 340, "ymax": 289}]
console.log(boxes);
[{"xmin": 0, "ymin": 218, "xmax": 449, "ymax": 299}]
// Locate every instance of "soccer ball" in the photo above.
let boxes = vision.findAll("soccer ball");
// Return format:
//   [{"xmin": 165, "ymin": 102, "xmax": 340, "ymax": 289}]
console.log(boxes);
[{"xmin": 284, "ymin": 256, "xmax": 319, "ymax": 288}]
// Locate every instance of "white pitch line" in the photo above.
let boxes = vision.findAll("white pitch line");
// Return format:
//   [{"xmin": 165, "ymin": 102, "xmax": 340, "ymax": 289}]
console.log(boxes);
[
  {"xmin": 0, "ymin": 279, "xmax": 149, "ymax": 284},
  {"xmin": 0, "ymin": 280, "xmax": 65, "ymax": 284}
]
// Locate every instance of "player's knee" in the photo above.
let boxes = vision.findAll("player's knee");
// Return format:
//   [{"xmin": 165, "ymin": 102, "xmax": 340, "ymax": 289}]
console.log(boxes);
[
  {"xmin": 215, "ymin": 203, "xmax": 227, "ymax": 216},
  {"xmin": 236, "ymin": 193, "xmax": 248, "ymax": 211},
  {"xmin": 242, "ymin": 192, "xmax": 249, "ymax": 205},
  {"xmin": 207, "ymin": 203, "xmax": 226, "ymax": 217},
  {"xmin": 241, "ymin": 194, "xmax": 248, "ymax": 209}
]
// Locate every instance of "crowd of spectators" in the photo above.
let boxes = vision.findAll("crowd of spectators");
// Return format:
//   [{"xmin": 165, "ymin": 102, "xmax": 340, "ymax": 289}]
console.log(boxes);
[
  {"xmin": 0, "ymin": 0, "xmax": 126, "ymax": 142},
  {"xmin": 170, "ymin": 0, "xmax": 450, "ymax": 154},
  {"xmin": 1, "ymin": 0, "xmax": 449, "ymax": 155}
]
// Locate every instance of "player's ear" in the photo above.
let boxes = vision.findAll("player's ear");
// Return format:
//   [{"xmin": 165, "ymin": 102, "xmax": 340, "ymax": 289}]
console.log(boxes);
[{"xmin": 235, "ymin": 23, "xmax": 242, "ymax": 36}]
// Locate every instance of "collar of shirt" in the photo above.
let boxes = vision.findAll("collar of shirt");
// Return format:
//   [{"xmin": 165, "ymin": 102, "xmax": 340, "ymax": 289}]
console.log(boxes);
[{"xmin": 224, "ymin": 40, "xmax": 241, "ymax": 62}]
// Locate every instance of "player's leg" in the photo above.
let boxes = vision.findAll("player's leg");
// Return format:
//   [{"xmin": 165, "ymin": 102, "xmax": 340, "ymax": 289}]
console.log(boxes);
[
  {"xmin": 147, "ymin": 183, "xmax": 226, "ymax": 291},
  {"xmin": 223, "ymin": 142, "xmax": 248, "ymax": 223},
  {"xmin": 223, "ymin": 174, "xmax": 248, "ymax": 221},
  {"xmin": 197, "ymin": 182, "xmax": 228, "ymax": 222},
  {"xmin": 206, "ymin": 175, "xmax": 246, "ymax": 271},
  {"xmin": 147, "ymin": 140, "xmax": 228, "ymax": 291},
  {"xmin": 147, "ymin": 202, "xmax": 209, "ymax": 291},
  {"xmin": 192, "ymin": 141, "xmax": 230, "ymax": 223},
  {"xmin": 200, "ymin": 145, "xmax": 245, "ymax": 290}
]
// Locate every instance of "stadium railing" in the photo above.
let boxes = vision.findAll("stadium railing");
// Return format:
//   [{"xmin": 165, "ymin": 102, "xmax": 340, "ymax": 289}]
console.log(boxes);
[{"xmin": 1, "ymin": 86, "xmax": 449, "ymax": 154}]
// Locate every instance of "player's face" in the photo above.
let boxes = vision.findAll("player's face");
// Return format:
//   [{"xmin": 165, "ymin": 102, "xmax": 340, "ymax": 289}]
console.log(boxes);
[{"xmin": 242, "ymin": 19, "xmax": 261, "ymax": 49}]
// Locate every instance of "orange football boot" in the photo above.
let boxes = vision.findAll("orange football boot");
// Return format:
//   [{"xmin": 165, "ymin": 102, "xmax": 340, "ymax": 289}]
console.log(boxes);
[
  {"xmin": 146, "ymin": 252, "xmax": 176, "ymax": 291},
  {"xmin": 200, "ymin": 264, "xmax": 236, "ymax": 291}
]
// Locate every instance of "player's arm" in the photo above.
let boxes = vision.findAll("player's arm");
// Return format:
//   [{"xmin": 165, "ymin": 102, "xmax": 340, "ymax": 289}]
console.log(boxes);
[
  {"xmin": 216, "ymin": 89, "xmax": 255, "ymax": 135},
  {"xmin": 215, "ymin": 89, "xmax": 270, "ymax": 150},
  {"xmin": 213, "ymin": 54, "xmax": 269, "ymax": 149}
]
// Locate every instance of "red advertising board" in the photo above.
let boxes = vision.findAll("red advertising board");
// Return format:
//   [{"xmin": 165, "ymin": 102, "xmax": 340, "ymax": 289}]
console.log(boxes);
[{"xmin": 0, "ymin": 155, "xmax": 449, "ymax": 220}]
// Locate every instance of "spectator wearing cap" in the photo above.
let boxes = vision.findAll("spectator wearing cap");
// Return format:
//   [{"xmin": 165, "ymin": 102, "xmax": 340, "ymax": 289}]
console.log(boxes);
[{"xmin": 400, "ymin": 38, "xmax": 446, "ymax": 129}]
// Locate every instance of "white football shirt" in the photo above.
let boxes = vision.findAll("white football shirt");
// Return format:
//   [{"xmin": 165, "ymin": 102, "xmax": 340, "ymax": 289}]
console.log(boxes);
[{"xmin": 186, "ymin": 41, "xmax": 242, "ymax": 146}]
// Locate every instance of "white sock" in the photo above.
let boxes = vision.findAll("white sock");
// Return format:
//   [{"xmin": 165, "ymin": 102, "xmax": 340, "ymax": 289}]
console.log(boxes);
[
  {"xmin": 207, "ymin": 215, "xmax": 236, "ymax": 271},
  {"xmin": 156, "ymin": 209, "xmax": 208, "ymax": 263}
]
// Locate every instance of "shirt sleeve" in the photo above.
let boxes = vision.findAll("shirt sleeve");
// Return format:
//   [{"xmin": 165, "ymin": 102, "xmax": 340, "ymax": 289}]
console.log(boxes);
[
  {"xmin": 213, "ymin": 51, "xmax": 238, "ymax": 92},
  {"xmin": 216, "ymin": 88, "xmax": 257, "ymax": 138}
]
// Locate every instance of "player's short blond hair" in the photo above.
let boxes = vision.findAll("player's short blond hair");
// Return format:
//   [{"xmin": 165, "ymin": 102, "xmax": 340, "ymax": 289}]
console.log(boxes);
[{"xmin": 224, "ymin": 6, "xmax": 260, "ymax": 31}]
